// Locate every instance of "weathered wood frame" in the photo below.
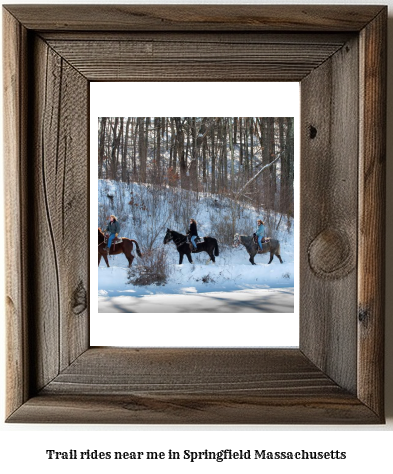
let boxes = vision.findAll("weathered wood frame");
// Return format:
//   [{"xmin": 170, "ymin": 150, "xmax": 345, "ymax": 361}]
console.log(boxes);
[{"xmin": 3, "ymin": 5, "xmax": 386, "ymax": 423}]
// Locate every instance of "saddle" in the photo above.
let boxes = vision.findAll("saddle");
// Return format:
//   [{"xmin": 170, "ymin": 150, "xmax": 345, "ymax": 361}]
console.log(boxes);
[
  {"xmin": 104, "ymin": 234, "xmax": 123, "ymax": 247},
  {"xmin": 253, "ymin": 235, "xmax": 270, "ymax": 246},
  {"xmin": 187, "ymin": 235, "xmax": 201, "ymax": 252},
  {"xmin": 186, "ymin": 235, "xmax": 202, "ymax": 244}
]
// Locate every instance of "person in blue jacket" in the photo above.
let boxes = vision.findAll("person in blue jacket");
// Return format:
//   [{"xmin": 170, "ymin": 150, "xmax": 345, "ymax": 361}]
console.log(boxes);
[
  {"xmin": 255, "ymin": 219, "xmax": 265, "ymax": 250},
  {"xmin": 104, "ymin": 215, "xmax": 120, "ymax": 252}
]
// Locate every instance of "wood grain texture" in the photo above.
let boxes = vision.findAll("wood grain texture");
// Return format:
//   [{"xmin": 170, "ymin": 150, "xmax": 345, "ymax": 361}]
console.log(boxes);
[
  {"xmin": 41, "ymin": 43, "xmax": 90, "ymax": 369},
  {"xmin": 30, "ymin": 36, "xmax": 90, "ymax": 384},
  {"xmin": 300, "ymin": 36, "xmax": 359, "ymax": 394},
  {"xmin": 3, "ymin": 5, "xmax": 384, "ymax": 32},
  {"xmin": 7, "ymin": 348, "xmax": 379, "ymax": 424},
  {"xmin": 358, "ymin": 9, "xmax": 386, "ymax": 417},
  {"xmin": 9, "ymin": 392, "xmax": 379, "ymax": 425},
  {"xmin": 3, "ymin": 9, "xmax": 29, "ymax": 417},
  {"xmin": 3, "ymin": 5, "xmax": 386, "ymax": 424},
  {"xmin": 46, "ymin": 37, "xmax": 347, "ymax": 82},
  {"xmin": 44, "ymin": 348, "xmax": 340, "ymax": 395},
  {"xmin": 40, "ymin": 31, "xmax": 354, "ymax": 44}
]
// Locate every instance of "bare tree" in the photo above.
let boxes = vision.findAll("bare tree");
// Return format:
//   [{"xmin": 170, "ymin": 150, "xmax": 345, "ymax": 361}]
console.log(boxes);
[
  {"xmin": 98, "ymin": 116, "xmax": 294, "ymax": 216},
  {"xmin": 138, "ymin": 117, "xmax": 147, "ymax": 182},
  {"xmin": 98, "ymin": 117, "xmax": 107, "ymax": 179}
]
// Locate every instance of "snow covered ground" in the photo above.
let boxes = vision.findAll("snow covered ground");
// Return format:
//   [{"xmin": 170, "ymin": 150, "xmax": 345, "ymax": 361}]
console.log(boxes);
[
  {"xmin": 98, "ymin": 246, "xmax": 294, "ymax": 313},
  {"xmin": 97, "ymin": 179, "xmax": 295, "ymax": 313},
  {"xmin": 98, "ymin": 288, "xmax": 293, "ymax": 313}
]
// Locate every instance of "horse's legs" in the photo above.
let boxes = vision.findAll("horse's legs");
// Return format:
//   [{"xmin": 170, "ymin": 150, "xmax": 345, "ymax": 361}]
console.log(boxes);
[
  {"xmin": 249, "ymin": 254, "xmax": 256, "ymax": 265},
  {"xmin": 186, "ymin": 252, "xmax": 193, "ymax": 264},
  {"xmin": 277, "ymin": 254, "xmax": 283, "ymax": 264},
  {"xmin": 209, "ymin": 251, "xmax": 215, "ymax": 263},
  {"xmin": 179, "ymin": 252, "xmax": 184, "ymax": 265},
  {"xmin": 98, "ymin": 254, "xmax": 101, "ymax": 266},
  {"xmin": 268, "ymin": 252, "xmax": 274, "ymax": 264},
  {"xmin": 103, "ymin": 253, "xmax": 110, "ymax": 267},
  {"xmin": 126, "ymin": 254, "xmax": 134, "ymax": 267}
]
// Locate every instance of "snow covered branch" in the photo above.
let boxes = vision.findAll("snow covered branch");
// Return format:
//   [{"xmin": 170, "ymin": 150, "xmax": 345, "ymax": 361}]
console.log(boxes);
[{"xmin": 235, "ymin": 152, "xmax": 283, "ymax": 202}]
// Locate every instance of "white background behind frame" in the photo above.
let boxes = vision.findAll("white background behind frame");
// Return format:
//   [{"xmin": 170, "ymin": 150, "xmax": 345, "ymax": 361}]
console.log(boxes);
[
  {"xmin": 0, "ymin": 3, "xmax": 391, "ymax": 471},
  {"xmin": 90, "ymin": 82, "xmax": 300, "ymax": 348}
]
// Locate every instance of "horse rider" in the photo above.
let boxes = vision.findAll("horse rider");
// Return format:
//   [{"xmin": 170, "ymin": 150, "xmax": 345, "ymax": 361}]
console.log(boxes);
[
  {"xmin": 255, "ymin": 219, "xmax": 265, "ymax": 250},
  {"xmin": 104, "ymin": 215, "xmax": 120, "ymax": 253},
  {"xmin": 188, "ymin": 218, "xmax": 198, "ymax": 251}
]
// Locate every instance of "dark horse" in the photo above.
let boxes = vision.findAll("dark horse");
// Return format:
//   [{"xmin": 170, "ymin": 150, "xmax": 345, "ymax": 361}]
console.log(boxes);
[
  {"xmin": 163, "ymin": 228, "xmax": 219, "ymax": 264},
  {"xmin": 233, "ymin": 233, "xmax": 283, "ymax": 265},
  {"xmin": 98, "ymin": 228, "xmax": 142, "ymax": 267}
]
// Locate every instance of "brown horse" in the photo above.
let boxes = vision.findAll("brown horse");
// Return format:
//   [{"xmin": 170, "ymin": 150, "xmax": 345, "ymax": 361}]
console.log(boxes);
[{"xmin": 98, "ymin": 228, "xmax": 142, "ymax": 267}]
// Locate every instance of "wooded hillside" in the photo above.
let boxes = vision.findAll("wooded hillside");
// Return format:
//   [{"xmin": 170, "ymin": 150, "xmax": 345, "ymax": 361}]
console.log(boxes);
[{"xmin": 98, "ymin": 117, "xmax": 294, "ymax": 217}]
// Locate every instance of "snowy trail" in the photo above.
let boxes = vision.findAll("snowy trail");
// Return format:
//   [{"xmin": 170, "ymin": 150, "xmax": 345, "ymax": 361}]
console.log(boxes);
[
  {"xmin": 98, "ymin": 288, "xmax": 294, "ymax": 313},
  {"xmin": 98, "ymin": 180, "xmax": 296, "ymax": 314}
]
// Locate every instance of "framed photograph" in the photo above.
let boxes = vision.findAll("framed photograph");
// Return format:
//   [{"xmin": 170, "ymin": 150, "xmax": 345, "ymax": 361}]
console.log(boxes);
[
  {"xmin": 91, "ymin": 82, "xmax": 300, "ymax": 347},
  {"xmin": 4, "ymin": 5, "xmax": 386, "ymax": 423}
]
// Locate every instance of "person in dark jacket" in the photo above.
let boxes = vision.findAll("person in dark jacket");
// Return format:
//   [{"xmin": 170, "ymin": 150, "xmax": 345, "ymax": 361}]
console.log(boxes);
[
  {"xmin": 188, "ymin": 218, "xmax": 198, "ymax": 251},
  {"xmin": 104, "ymin": 215, "xmax": 120, "ymax": 252}
]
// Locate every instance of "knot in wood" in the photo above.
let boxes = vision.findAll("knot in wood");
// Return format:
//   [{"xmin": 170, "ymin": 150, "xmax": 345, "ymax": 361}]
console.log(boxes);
[
  {"xmin": 309, "ymin": 125, "xmax": 317, "ymax": 139},
  {"xmin": 308, "ymin": 228, "xmax": 355, "ymax": 279},
  {"xmin": 358, "ymin": 306, "xmax": 370, "ymax": 326},
  {"xmin": 73, "ymin": 281, "xmax": 87, "ymax": 315}
]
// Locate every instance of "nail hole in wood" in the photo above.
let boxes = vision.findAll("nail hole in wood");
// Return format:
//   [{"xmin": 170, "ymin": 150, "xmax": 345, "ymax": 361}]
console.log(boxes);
[
  {"xmin": 358, "ymin": 307, "xmax": 370, "ymax": 324},
  {"xmin": 309, "ymin": 125, "xmax": 317, "ymax": 139}
]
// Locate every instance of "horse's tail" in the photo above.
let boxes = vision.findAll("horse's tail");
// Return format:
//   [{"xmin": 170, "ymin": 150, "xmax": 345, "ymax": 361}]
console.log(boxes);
[
  {"xmin": 214, "ymin": 238, "xmax": 219, "ymax": 257},
  {"xmin": 131, "ymin": 239, "xmax": 142, "ymax": 257}
]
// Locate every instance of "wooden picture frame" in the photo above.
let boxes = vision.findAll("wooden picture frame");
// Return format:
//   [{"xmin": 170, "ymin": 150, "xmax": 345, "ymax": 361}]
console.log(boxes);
[{"xmin": 3, "ymin": 5, "xmax": 386, "ymax": 424}]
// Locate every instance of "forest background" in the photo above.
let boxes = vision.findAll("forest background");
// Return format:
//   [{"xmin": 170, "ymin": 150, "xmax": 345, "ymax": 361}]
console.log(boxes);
[{"xmin": 98, "ymin": 116, "xmax": 294, "ymax": 250}]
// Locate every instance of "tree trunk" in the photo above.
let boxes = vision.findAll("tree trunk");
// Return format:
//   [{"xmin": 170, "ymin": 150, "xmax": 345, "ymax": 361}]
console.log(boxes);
[
  {"xmin": 155, "ymin": 117, "xmax": 161, "ymax": 184},
  {"xmin": 228, "ymin": 118, "xmax": 235, "ymax": 192},
  {"xmin": 169, "ymin": 118, "xmax": 175, "ymax": 172},
  {"xmin": 244, "ymin": 117, "xmax": 249, "ymax": 178},
  {"xmin": 239, "ymin": 117, "xmax": 243, "ymax": 166},
  {"xmin": 122, "ymin": 117, "xmax": 131, "ymax": 182},
  {"xmin": 175, "ymin": 118, "xmax": 187, "ymax": 189},
  {"xmin": 269, "ymin": 117, "xmax": 277, "ymax": 209},
  {"xmin": 250, "ymin": 118, "xmax": 254, "ymax": 177},
  {"xmin": 110, "ymin": 117, "xmax": 120, "ymax": 181},
  {"xmin": 132, "ymin": 118, "xmax": 138, "ymax": 179},
  {"xmin": 211, "ymin": 122, "xmax": 216, "ymax": 194},
  {"xmin": 98, "ymin": 117, "xmax": 107, "ymax": 180},
  {"xmin": 138, "ymin": 117, "xmax": 147, "ymax": 183}
]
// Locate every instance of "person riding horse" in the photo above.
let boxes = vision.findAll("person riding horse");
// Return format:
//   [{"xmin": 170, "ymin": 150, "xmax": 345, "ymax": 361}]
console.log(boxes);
[
  {"xmin": 255, "ymin": 219, "xmax": 265, "ymax": 250},
  {"xmin": 104, "ymin": 215, "xmax": 120, "ymax": 253},
  {"xmin": 187, "ymin": 218, "xmax": 198, "ymax": 252}
]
